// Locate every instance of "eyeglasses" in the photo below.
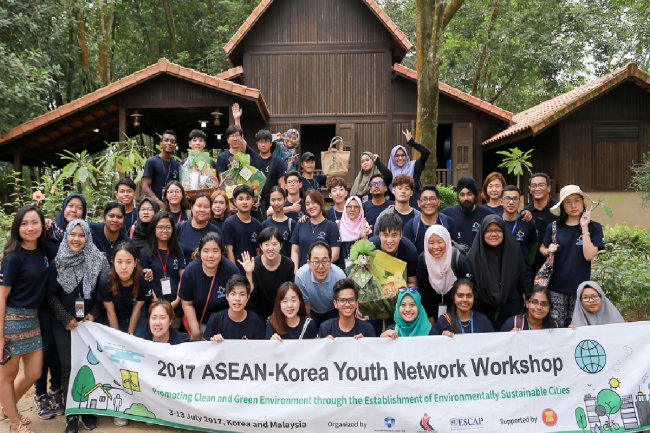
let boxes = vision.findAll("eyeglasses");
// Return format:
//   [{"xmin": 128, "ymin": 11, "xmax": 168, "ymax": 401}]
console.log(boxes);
[
  {"xmin": 156, "ymin": 226, "xmax": 173, "ymax": 232},
  {"xmin": 167, "ymin": 190, "xmax": 182, "ymax": 195},
  {"xmin": 582, "ymin": 295, "xmax": 601, "ymax": 302},
  {"xmin": 286, "ymin": 179, "xmax": 300, "ymax": 185},
  {"xmin": 530, "ymin": 183, "xmax": 547, "ymax": 189},
  {"xmin": 140, "ymin": 207, "xmax": 155, "ymax": 213},
  {"xmin": 502, "ymin": 196, "xmax": 520, "ymax": 202},
  {"xmin": 528, "ymin": 299, "xmax": 550, "ymax": 308},
  {"xmin": 398, "ymin": 287, "xmax": 418, "ymax": 293},
  {"xmin": 419, "ymin": 197, "xmax": 439, "ymax": 203},
  {"xmin": 336, "ymin": 297, "xmax": 357, "ymax": 305},
  {"xmin": 309, "ymin": 259, "xmax": 330, "ymax": 267},
  {"xmin": 370, "ymin": 181, "xmax": 384, "ymax": 187},
  {"xmin": 484, "ymin": 229, "xmax": 503, "ymax": 235}
]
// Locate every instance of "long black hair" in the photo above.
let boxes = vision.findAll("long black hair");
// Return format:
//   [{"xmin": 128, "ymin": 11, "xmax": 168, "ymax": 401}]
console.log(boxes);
[
  {"xmin": 3, "ymin": 205, "xmax": 48, "ymax": 257},
  {"xmin": 145, "ymin": 211, "xmax": 183, "ymax": 259},
  {"xmin": 109, "ymin": 242, "xmax": 142, "ymax": 298},
  {"xmin": 524, "ymin": 286, "xmax": 557, "ymax": 329},
  {"xmin": 446, "ymin": 279, "xmax": 476, "ymax": 334}
]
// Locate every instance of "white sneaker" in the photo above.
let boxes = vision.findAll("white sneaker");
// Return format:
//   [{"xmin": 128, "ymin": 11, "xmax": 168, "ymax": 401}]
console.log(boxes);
[{"xmin": 113, "ymin": 417, "xmax": 129, "ymax": 426}]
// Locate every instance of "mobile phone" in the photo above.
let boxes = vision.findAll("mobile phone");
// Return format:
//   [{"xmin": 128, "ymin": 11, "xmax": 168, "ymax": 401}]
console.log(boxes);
[{"xmin": 0, "ymin": 345, "xmax": 11, "ymax": 365}]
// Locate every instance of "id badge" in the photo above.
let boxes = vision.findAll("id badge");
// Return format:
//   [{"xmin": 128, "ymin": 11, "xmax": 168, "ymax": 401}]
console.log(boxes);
[
  {"xmin": 161, "ymin": 278, "xmax": 172, "ymax": 296},
  {"xmin": 437, "ymin": 303, "xmax": 447, "ymax": 317},
  {"xmin": 75, "ymin": 299, "xmax": 85, "ymax": 319}
]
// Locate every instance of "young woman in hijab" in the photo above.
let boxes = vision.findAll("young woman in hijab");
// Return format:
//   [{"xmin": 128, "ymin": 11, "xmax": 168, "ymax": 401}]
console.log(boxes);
[
  {"xmin": 467, "ymin": 214, "xmax": 531, "ymax": 328},
  {"xmin": 349, "ymin": 151, "xmax": 393, "ymax": 198},
  {"xmin": 46, "ymin": 193, "xmax": 87, "ymax": 259},
  {"xmin": 162, "ymin": 180, "xmax": 190, "ymax": 225},
  {"xmin": 48, "ymin": 219, "xmax": 109, "ymax": 433},
  {"xmin": 571, "ymin": 281, "xmax": 624, "ymax": 327},
  {"xmin": 417, "ymin": 225, "xmax": 472, "ymax": 321},
  {"xmin": 129, "ymin": 196, "xmax": 160, "ymax": 251},
  {"xmin": 380, "ymin": 288, "xmax": 435, "ymax": 338},
  {"xmin": 501, "ymin": 286, "xmax": 558, "ymax": 331},
  {"xmin": 337, "ymin": 196, "xmax": 370, "ymax": 268},
  {"xmin": 541, "ymin": 185, "xmax": 605, "ymax": 327},
  {"xmin": 387, "ymin": 129, "xmax": 430, "ymax": 206},
  {"xmin": 435, "ymin": 279, "xmax": 494, "ymax": 336}
]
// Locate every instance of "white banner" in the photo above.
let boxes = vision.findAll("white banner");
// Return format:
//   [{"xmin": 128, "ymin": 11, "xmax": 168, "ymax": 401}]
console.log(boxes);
[{"xmin": 69, "ymin": 321, "xmax": 650, "ymax": 433}]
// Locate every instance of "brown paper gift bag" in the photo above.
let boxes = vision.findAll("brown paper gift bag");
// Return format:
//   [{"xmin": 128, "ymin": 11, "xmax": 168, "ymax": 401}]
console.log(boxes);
[{"xmin": 321, "ymin": 136, "xmax": 350, "ymax": 177}]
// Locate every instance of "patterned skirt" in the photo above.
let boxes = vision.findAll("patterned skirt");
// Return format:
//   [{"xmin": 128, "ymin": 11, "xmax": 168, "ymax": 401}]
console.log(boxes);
[{"xmin": 3, "ymin": 307, "xmax": 42, "ymax": 355}]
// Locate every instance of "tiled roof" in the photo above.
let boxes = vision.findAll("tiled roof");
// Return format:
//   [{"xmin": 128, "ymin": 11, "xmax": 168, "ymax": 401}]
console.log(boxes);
[
  {"xmin": 224, "ymin": 0, "xmax": 413, "ymax": 60},
  {"xmin": 216, "ymin": 66, "xmax": 244, "ymax": 81},
  {"xmin": 392, "ymin": 63, "xmax": 513, "ymax": 122},
  {"xmin": 483, "ymin": 63, "xmax": 650, "ymax": 145},
  {"xmin": 0, "ymin": 58, "xmax": 269, "ymax": 145}
]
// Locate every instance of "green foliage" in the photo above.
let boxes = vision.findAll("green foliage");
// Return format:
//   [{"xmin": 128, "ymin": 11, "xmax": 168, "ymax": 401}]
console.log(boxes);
[
  {"xmin": 596, "ymin": 389, "xmax": 621, "ymax": 417},
  {"xmin": 628, "ymin": 152, "xmax": 650, "ymax": 207},
  {"xmin": 496, "ymin": 147, "xmax": 533, "ymax": 188},
  {"xmin": 123, "ymin": 403, "xmax": 156, "ymax": 418},
  {"xmin": 575, "ymin": 407, "xmax": 587, "ymax": 431},
  {"xmin": 592, "ymin": 224, "xmax": 650, "ymax": 321},
  {"xmin": 436, "ymin": 183, "xmax": 457, "ymax": 210},
  {"xmin": 71, "ymin": 366, "xmax": 96, "ymax": 405}
]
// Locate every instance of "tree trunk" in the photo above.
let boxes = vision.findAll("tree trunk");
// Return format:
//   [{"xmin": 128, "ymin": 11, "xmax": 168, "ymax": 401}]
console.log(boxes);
[
  {"xmin": 98, "ymin": 0, "xmax": 115, "ymax": 86},
  {"xmin": 471, "ymin": 0, "xmax": 500, "ymax": 96},
  {"xmin": 161, "ymin": 0, "xmax": 177, "ymax": 57}
]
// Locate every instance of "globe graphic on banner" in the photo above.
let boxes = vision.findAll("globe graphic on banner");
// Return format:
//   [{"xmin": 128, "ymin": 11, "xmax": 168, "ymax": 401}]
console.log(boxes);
[{"xmin": 575, "ymin": 340, "xmax": 606, "ymax": 374}]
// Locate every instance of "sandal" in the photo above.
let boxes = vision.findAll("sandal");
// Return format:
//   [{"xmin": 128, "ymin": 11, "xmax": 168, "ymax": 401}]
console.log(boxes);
[
  {"xmin": 9, "ymin": 421, "xmax": 35, "ymax": 433},
  {"xmin": 1, "ymin": 407, "xmax": 31, "ymax": 425}
]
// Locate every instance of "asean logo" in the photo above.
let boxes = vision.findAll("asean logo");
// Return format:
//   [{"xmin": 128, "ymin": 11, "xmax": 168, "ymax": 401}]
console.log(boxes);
[{"xmin": 542, "ymin": 408, "xmax": 558, "ymax": 426}]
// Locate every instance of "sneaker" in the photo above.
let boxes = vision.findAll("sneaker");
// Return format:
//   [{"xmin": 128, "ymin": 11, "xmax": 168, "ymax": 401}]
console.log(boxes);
[
  {"xmin": 65, "ymin": 415, "xmax": 79, "ymax": 433},
  {"xmin": 113, "ymin": 417, "xmax": 129, "ymax": 426},
  {"xmin": 47, "ymin": 388, "xmax": 65, "ymax": 416},
  {"xmin": 32, "ymin": 394, "xmax": 55, "ymax": 420},
  {"xmin": 81, "ymin": 414, "xmax": 97, "ymax": 430}
]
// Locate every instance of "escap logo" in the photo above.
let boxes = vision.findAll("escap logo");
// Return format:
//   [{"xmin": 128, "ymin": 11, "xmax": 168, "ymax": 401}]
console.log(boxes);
[
  {"xmin": 449, "ymin": 416, "xmax": 485, "ymax": 430},
  {"xmin": 384, "ymin": 417, "xmax": 395, "ymax": 428},
  {"xmin": 542, "ymin": 408, "xmax": 558, "ymax": 426}
]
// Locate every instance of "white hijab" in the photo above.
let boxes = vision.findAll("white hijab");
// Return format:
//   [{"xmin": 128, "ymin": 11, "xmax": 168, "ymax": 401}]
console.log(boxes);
[{"xmin": 423, "ymin": 225, "xmax": 457, "ymax": 295}]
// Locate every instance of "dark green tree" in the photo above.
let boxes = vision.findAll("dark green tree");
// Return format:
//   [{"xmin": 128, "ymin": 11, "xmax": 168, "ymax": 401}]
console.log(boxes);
[{"xmin": 71, "ymin": 365, "xmax": 97, "ymax": 407}]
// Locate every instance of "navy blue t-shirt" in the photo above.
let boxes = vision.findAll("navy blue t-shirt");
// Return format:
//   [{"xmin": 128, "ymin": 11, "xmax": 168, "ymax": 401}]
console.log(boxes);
[
  {"xmin": 363, "ymin": 200, "xmax": 393, "ymax": 228},
  {"xmin": 89, "ymin": 222, "xmax": 130, "ymax": 264},
  {"xmin": 441, "ymin": 205, "xmax": 496, "ymax": 250},
  {"xmin": 290, "ymin": 218, "xmax": 341, "ymax": 267},
  {"xmin": 170, "ymin": 210, "xmax": 189, "ymax": 226},
  {"xmin": 416, "ymin": 251, "xmax": 473, "ymax": 318},
  {"xmin": 369, "ymin": 236, "xmax": 418, "ymax": 279},
  {"xmin": 1, "ymin": 248, "xmax": 50, "ymax": 308},
  {"xmin": 301, "ymin": 174, "xmax": 327, "ymax": 193},
  {"xmin": 142, "ymin": 328, "xmax": 188, "ymax": 345},
  {"xmin": 178, "ymin": 258, "xmax": 239, "ymax": 324},
  {"xmin": 49, "ymin": 271, "xmax": 99, "ymax": 319},
  {"xmin": 176, "ymin": 221, "xmax": 222, "ymax": 263},
  {"xmin": 203, "ymin": 310, "xmax": 265, "ymax": 340},
  {"xmin": 284, "ymin": 198, "xmax": 305, "ymax": 221},
  {"xmin": 123, "ymin": 209, "xmax": 138, "ymax": 236},
  {"xmin": 402, "ymin": 214, "xmax": 457, "ymax": 254},
  {"xmin": 143, "ymin": 155, "xmax": 180, "ymax": 201},
  {"xmin": 542, "ymin": 222, "xmax": 605, "ymax": 295},
  {"xmin": 222, "ymin": 215, "xmax": 263, "ymax": 265},
  {"xmin": 318, "ymin": 318, "xmax": 376, "ymax": 338},
  {"xmin": 503, "ymin": 216, "xmax": 538, "ymax": 276},
  {"xmin": 140, "ymin": 248, "xmax": 186, "ymax": 302},
  {"xmin": 324, "ymin": 207, "xmax": 344, "ymax": 223},
  {"xmin": 260, "ymin": 217, "xmax": 295, "ymax": 258},
  {"xmin": 251, "ymin": 154, "xmax": 287, "ymax": 204},
  {"xmin": 216, "ymin": 145, "xmax": 255, "ymax": 174},
  {"xmin": 97, "ymin": 274, "xmax": 148, "ymax": 323},
  {"xmin": 435, "ymin": 311, "xmax": 494, "ymax": 334},
  {"xmin": 265, "ymin": 316, "xmax": 318, "ymax": 339}
]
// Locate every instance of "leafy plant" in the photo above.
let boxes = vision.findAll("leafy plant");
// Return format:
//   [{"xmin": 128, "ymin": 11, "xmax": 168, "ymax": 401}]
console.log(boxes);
[
  {"xmin": 628, "ymin": 152, "xmax": 650, "ymax": 207},
  {"xmin": 436, "ymin": 183, "xmax": 457, "ymax": 210},
  {"xmin": 496, "ymin": 147, "xmax": 533, "ymax": 189}
]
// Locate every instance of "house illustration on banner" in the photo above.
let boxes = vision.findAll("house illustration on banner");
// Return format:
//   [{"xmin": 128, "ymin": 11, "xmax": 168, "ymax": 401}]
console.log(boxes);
[{"xmin": 85, "ymin": 383, "xmax": 113, "ymax": 410}]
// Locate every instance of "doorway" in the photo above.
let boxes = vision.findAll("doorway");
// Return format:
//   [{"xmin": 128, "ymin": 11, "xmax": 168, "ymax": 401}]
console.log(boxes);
[{"xmin": 299, "ymin": 124, "xmax": 337, "ymax": 170}]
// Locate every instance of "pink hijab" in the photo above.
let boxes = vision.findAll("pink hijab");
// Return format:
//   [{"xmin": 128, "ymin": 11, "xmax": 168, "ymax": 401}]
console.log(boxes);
[
  {"xmin": 339, "ymin": 196, "xmax": 365, "ymax": 242},
  {"xmin": 424, "ymin": 225, "xmax": 457, "ymax": 295}
]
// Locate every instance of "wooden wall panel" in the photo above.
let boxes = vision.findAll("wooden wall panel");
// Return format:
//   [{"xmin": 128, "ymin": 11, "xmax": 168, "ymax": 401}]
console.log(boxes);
[
  {"xmin": 561, "ymin": 121, "xmax": 592, "ymax": 188},
  {"xmin": 593, "ymin": 140, "xmax": 638, "ymax": 191},
  {"xmin": 353, "ymin": 123, "xmax": 388, "ymax": 180}
]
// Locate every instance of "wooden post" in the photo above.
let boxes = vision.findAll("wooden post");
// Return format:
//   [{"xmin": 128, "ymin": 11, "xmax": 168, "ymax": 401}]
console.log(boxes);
[
  {"xmin": 118, "ymin": 105, "xmax": 126, "ymax": 177},
  {"xmin": 13, "ymin": 153, "xmax": 23, "ymax": 201}
]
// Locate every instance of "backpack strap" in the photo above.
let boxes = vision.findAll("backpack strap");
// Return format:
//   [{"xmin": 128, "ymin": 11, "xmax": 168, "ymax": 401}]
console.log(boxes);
[
  {"xmin": 129, "ymin": 224, "xmax": 135, "ymax": 239},
  {"xmin": 443, "ymin": 312, "xmax": 452, "ymax": 326},
  {"xmin": 451, "ymin": 247, "xmax": 460, "ymax": 274},
  {"xmin": 298, "ymin": 317, "xmax": 312, "ymax": 340}
]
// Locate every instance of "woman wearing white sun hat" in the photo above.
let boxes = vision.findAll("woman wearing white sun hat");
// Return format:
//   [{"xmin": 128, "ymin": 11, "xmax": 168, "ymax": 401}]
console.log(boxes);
[{"xmin": 539, "ymin": 185, "xmax": 605, "ymax": 327}]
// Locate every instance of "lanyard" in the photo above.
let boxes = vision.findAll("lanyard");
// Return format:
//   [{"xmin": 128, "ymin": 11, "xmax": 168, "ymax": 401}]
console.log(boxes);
[
  {"xmin": 458, "ymin": 311, "xmax": 474, "ymax": 334},
  {"xmin": 510, "ymin": 218, "xmax": 519, "ymax": 235},
  {"xmin": 157, "ymin": 249, "xmax": 170, "ymax": 277},
  {"xmin": 177, "ymin": 212, "xmax": 182, "ymax": 224}
]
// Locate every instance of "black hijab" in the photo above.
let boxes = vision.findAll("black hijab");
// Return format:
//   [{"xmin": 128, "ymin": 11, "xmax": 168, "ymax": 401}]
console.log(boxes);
[
  {"xmin": 50, "ymin": 193, "xmax": 88, "ymax": 243},
  {"xmin": 131, "ymin": 196, "xmax": 160, "ymax": 251},
  {"xmin": 467, "ymin": 215, "xmax": 523, "ymax": 309}
]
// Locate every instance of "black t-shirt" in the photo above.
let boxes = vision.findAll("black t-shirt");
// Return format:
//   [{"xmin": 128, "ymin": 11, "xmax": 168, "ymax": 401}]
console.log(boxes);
[
  {"xmin": 416, "ymin": 251, "xmax": 473, "ymax": 318},
  {"xmin": 97, "ymin": 274, "xmax": 148, "ymax": 322},
  {"xmin": 222, "ymin": 215, "xmax": 263, "ymax": 265},
  {"xmin": 178, "ymin": 258, "xmax": 239, "ymax": 324},
  {"xmin": 441, "ymin": 205, "xmax": 496, "ymax": 250},
  {"xmin": 290, "ymin": 218, "xmax": 341, "ymax": 267},
  {"xmin": 363, "ymin": 200, "xmax": 393, "ymax": 228},
  {"xmin": 89, "ymin": 222, "xmax": 130, "ymax": 264},
  {"xmin": 216, "ymin": 145, "xmax": 255, "ymax": 173},
  {"xmin": 261, "ymin": 217, "xmax": 295, "ymax": 257},
  {"xmin": 123, "ymin": 210, "xmax": 138, "ymax": 236},
  {"xmin": 141, "ymin": 328, "xmax": 188, "ymax": 345},
  {"xmin": 248, "ymin": 255, "xmax": 295, "ymax": 319},
  {"xmin": 434, "ymin": 311, "xmax": 495, "ymax": 334},
  {"xmin": 203, "ymin": 310, "xmax": 265, "ymax": 340},
  {"xmin": 170, "ymin": 210, "xmax": 189, "ymax": 226},
  {"xmin": 524, "ymin": 199, "xmax": 558, "ymax": 271},
  {"xmin": 143, "ymin": 155, "xmax": 181, "ymax": 200},
  {"xmin": 324, "ymin": 207, "xmax": 344, "ymax": 223},
  {"xmin": 402, "ymin": 214, "xmax": 457, "ymax": 254},
  {"xmin": 140, "ymin": 248, "xmax": 186, "ymax": 302},
  {"xmin": 1, "ymin": 247, "xmax": 50, "ymax": 308},
  {"xmin": 318, "ymin": 318, "xmax": 376, "ymax": 338},
  {"xmin": 176, "ymin": 221, "xmax": 222, "ymax": 264},
  {"xmin": 49, "ymin": 270, "xmax": 99, "ymax": 319},
  {"xmin": 369, "ymin": 236, "xmax": 418, "ymax": 278},
  {"xmin": 284, "ymin": 198, "xmax": 305, "ymax": 221},
  {"xmin": 265, "ymin": 316, "xmax": 318, "ymax": 339},
  {"xmin": 301, "ymin": 174, "xmax": 327, "ymax": 193},
  {"xmin": 503, "ymin": 217, "xmax": 538, "ymax": 268},
  {"xmin": 251, "ymin": 154, "xmax": 287, "ymax": 204}
]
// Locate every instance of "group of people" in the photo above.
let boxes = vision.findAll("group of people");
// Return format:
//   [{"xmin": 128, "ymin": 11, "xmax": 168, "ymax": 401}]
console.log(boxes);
[{"xmin": 0, "ymin": 109, "xmax": 626, "ymax": 433}]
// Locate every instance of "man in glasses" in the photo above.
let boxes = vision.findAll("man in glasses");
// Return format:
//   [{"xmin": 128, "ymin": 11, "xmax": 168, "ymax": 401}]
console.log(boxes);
[
  {"xmin": 294, "ymin": 241, "xmax": 346, "ymax": 327},
  {"xmin": 362, "ymin": 174, "xmax": 393, "ymax": 228},
  {"xmin": 501, "ymin": 185, "xmax": 538, "ymax": 283},
  {"xmin": 403, "ymin": 184, "xmax": 456, "ymax": 254},
  {"xmin": 521, "ymin": 173, "xmax": 557, "ymax": 272},
  {"xmin": 318, "ymin": 278, "xmax": 375, "ymax": 339}
]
